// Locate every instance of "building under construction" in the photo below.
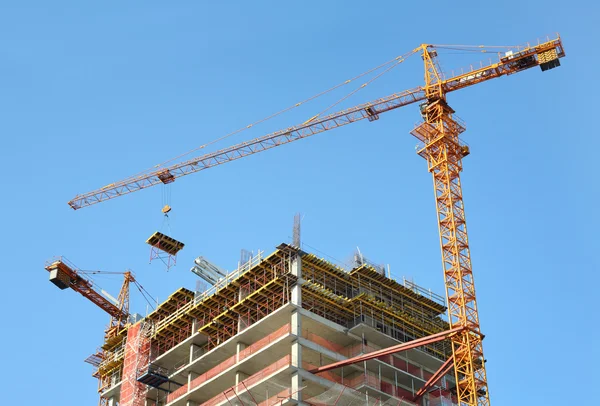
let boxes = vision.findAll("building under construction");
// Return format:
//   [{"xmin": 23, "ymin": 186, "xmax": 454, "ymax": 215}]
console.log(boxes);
[{"xmin": 66, "ymin": 242, "xmax": 456, "ymax": 406}]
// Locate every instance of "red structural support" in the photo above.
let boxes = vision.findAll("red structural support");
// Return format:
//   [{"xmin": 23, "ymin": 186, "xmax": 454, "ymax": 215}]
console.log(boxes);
[
  {"xmin": 309, "ymin": 326, "xmax": 465, "ymax": 374},
  {"xmin": 412, "ymin": 357, "xmax": 454, "ymax": 402}
]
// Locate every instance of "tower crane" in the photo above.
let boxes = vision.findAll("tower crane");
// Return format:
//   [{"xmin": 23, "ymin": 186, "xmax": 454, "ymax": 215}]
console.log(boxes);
[
  {"xmin": 45, "ymin": 258, "xmax": 135, "ymax": 359},
  {"xmin": 66, "ymin": 36, "xmax": 565, "ymax": 406},
  {"xmin": 45, "ymin": 257, "xmax": 133, "ymax": 326}
]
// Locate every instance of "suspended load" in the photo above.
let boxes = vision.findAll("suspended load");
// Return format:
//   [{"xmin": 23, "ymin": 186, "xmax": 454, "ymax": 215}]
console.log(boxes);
[{"xmin": 146, "ymin": 231, "xmax": 185, "ymax": 270}]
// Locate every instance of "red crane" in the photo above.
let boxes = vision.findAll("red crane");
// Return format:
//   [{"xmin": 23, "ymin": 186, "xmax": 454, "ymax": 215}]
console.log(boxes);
[{"xmin": 45, "ymin": 257, "xmax": 134, "ymax": 334}]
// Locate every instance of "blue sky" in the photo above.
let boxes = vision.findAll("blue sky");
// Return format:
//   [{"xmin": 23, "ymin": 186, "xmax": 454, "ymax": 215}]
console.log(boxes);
[{"xmin": 0, "ymin": 1, "xmax": 597, "ymax": 405}]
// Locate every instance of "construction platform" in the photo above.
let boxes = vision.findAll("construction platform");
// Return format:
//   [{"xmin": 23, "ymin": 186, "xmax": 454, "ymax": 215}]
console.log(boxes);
[
  {"xmin": 94, "ymin": 243, "xmax": 457, "ymax": 406},
  {"xmin": 146, "ymin": 231, "xmax": 185, "ymax": 256}
]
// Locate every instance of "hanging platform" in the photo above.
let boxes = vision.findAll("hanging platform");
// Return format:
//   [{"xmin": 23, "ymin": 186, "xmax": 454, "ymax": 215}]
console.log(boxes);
[
  {"xmin": 146, "ymin": 231, "xmax": 185, "ymax": 256},
  {"xmin": 137, "ymin": 363, "xmax": 178, "ymax": 390}
]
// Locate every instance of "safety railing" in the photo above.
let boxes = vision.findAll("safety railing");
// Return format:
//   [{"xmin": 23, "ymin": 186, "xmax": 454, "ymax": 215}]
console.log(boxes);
[
  {"xmin": 97, "ymin": 345, "xmax": 125, "ymax": 373},
  {"xmin": 98, "ymin": 368, "xmax": 122, "ymax": 394},
  {"xmin": 157, "ymin": 253, "xmax": 268, "ymax": 339},
  {"xmin": 193, "ymin": 251, "xmax": 264, "ymax": 306},
  {"xmin": 45, "ymin": 255, "xmax": 80, "ymax": 270},
  {"xmin": 401, "ymin": 278, "xmax": 445, "ymax": 307},
  {"xmin": 154, "ymin": 302, "xmax": 193, "ymax": 334}
]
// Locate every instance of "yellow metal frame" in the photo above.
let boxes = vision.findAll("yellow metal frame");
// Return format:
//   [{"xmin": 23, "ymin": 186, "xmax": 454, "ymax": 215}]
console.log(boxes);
[
  {"xmin": 412, "ymin": 44, "xmax": 491, "ymax": 406},
  {"xmin": 300, "ymin": 249, "xmax": 452, "ymax": 359},
  {"xmin": 145, "ymin": 231, "xmax": 185, "ymax": 256}
]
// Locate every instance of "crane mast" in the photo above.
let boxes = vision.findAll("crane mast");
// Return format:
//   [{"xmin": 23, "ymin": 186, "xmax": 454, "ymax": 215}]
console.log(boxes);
[
  {"xmin": 411, "ymin": 44, "xmax": 489, "ymax": 405},
  {"xmin": 106, "ymin": 271, "xmax": 135, "ymax": 338}
]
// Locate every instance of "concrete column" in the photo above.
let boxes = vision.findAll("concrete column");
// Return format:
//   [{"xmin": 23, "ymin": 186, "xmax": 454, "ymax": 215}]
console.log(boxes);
[
  {"xmin": 107, "ymin": 398, "xmax": 117, "ymax": 406},
  {"xmin": 236, "ymin": 342, "xmax": 247, "ymax": 363},
  {"xmin": 291, "ymin": 284, "xmax": 302, "ymax": 306},
  {"xmin": 291, "ymin": 253, "xmax": 302, "ymax": 306},
  {"xmin": 291, "ymin": 369, "xmax": 302, "ymax": 403},
  {"xmin": 291, "ymin": 339, "xmax": 302, "ymax": 368},
  {"xmin": 186, "ymin": 401, "xmax": 199, "ymax": 406},
  {"xmin": 188, "ymin": 371, "xmax": 199, "ymax": 386},
  {"xmin": 291, "ymin": 308, "xmax": 303, "ymax": 403},
  {"xmin": 235, "ymin": 371, "xmax": 249, "ymax": 386},
  {"xmin": 291, "ymin": 309, "xmax": 301, "ymax": 337},
  {"xmin": 189, "ymin": 343, "xmax": 201, "ymax": 363}
]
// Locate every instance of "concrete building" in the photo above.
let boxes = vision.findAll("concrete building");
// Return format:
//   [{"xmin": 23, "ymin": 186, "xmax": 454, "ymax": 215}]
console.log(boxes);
[{"xmin": 95, "ymin": 243, "xmax": 457, "ymax": 406}]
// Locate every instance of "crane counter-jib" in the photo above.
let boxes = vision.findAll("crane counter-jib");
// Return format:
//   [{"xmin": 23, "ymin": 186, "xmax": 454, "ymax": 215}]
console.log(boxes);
[{"xmin": 440, "ymin": 37, "xmax": 565, "ymax": 93}]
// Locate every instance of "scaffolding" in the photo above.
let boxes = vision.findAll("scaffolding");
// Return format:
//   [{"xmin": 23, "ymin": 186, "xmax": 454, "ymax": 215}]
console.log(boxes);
[
  {"xmin": 299, "ymin": 249, "xmax": 451, "ymax": 359},
  {"xmin": 95, "ymin": 243, "xmax": 451, "ymax": 405},
  {"xmin": 119, "ymin": 322, "xmax": 151, "ymax": 406}
]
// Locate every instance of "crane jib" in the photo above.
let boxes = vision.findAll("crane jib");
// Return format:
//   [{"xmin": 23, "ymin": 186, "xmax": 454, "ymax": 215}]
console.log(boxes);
[
  {"xmin": 68, "ymin": 87, "xmax": 426, "ymax": 209},
  {"xmin": 68, "ymin": 37, "xmax": 564, "ymax": 210}
]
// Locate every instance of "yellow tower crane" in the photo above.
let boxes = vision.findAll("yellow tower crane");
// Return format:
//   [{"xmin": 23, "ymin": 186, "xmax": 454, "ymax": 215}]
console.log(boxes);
[{"xmin": 67, "ymin": 36, "xmax": 565, "ymax": 406}]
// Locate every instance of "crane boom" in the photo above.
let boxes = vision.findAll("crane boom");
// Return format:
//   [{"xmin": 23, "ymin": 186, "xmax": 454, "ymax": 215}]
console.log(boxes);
[
  {"xmin": 45, "ymin": 258, "xmax": 128, "ymax": 322},
  {"xmin": 69, "ymin": 36, "xmax": 563, "ymax": 210},
  {"xmin": 68, "ymin": 87, "xmax": 426, "ymax": 209}
]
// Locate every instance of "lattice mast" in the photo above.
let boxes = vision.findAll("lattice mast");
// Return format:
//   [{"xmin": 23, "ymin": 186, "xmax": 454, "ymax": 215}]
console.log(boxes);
[
  {"xmin": 106, "ymin": 271, "xmax": 134, "ymax": 337},
  {"xmin": 411, "ymin": 44, "xmax": 489, "ymax": 406}
]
